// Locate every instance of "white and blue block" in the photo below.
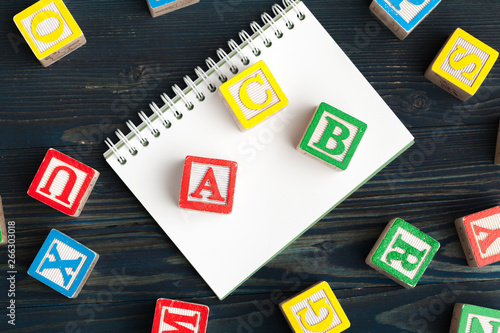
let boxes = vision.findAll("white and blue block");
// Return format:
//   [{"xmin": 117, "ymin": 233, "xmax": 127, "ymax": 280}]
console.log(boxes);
[
  {"xmin": 28, "ymin": 229, "xmax": 99, "ymax": 298},
  {"xmin": 370, "ymin": 0, "xmax": 441, "ymax": 40}
]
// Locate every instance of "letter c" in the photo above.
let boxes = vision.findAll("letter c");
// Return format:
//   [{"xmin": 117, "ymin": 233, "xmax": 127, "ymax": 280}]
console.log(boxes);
[
  {"xmin": 239, "ymin": 73, "xmax": 273, "ymax": 110},
  {"xmin": 296, "ymin": 298, "xmax": 334, "ymax": 332}
]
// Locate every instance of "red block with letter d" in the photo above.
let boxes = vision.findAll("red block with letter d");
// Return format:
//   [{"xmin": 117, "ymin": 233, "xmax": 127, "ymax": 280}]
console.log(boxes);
[
  {"xmin": 179, "ymin": 156, "xmax": 237, "ymax": 214},
  {"xmin": 28, "ymin": 149, "xmax": 99, "ymax": 217},
  {"xmin": 151, "ymin": 298, "xmax": 209, "ymax": 333}
]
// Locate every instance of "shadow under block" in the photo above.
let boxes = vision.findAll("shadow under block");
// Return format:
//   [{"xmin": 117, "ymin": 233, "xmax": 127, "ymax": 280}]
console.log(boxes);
[
  {"xmin": 455, "ymin": 205, "xmax": 500, "ymax": 267},
  {"xmin": 365, "ymin": 218, "xmax": 440, "ymax": 288},
  {"xmin": 147, "ymin": 0, "xmax": 199, "ymax": 18},
  {"xmin": 369, "ymin": 0, "xmax": 441, "ymax": 40},
  {"xmin": 27, "ymin": 148, "xmax": 100, "ymax": 217},
  {"xmin": 13, "ymin": 0, "xmax": 86, "ymax": 67},
  {"xmin": 28, "ymin": 229, "xmax": 99, "ymax": 298},
  {"xmin": 495, "ymin": 120, "xmax": 500, "ymax": 165},
  {"xmin": 151, "ymin": 298, "xmax": 209, "ymax": 333},
  {"xmin": 219, "ymin": 60, "xmax": 288, "ymax": 131},
  {"xmin": 0, "ymin": 196, "xmax": 6, "ymax": 246},
  {"xmin": 179, "ymin": 156, "xmax": 238, "ymax": 214},
  {"xmin": 279, "ymin": 281, "xmax": 350, "ymax": 333},
  {"xmin": 425, "ymin": 28, "xmax": 499, "ymax": 101},
  {"xmin": 449, "ymin": 303, "xmax": 500, "ymax": 333},
  {"xmin": 297, "ymin": 102, "xmax": 367, "ymax": 171}
]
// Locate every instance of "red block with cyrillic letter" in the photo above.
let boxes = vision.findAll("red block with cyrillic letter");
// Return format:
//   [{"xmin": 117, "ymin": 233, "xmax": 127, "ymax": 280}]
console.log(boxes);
[
  {"xmin": 179, "ymin": 156, "xmax": 237, "ymax": 214},
  {"xmin": 151, "ymin": 298, "xmax": 209, "ymax": 333},
  {"xmin": 27, "ymin": 149, "xmax": 99, "ymax": 217}
]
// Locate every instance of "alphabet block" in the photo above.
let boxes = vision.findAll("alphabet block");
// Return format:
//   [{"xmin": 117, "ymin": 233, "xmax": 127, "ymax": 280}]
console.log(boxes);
[
  {"xmin": 297, "ymin": 103, "xmax": 367, "ymax": 171},
  {"xmin": 28, "ymin": 229, "xmax": 99, "ymax": 298},
  {"xmin": 147, "ymin": 0, "xmax": 199, "ymax": 18},
  {"xmin": 179, "ymin": 156, "xmax": 238, "ymax": 214},
  {"xmin": 425, "ymin": 28, "xmax": 499, "ymax": 101},
  {"xmin": 449, "ymin": 303, "xmax": 500, "ymax": 333},
  {"xmin": 219, "ymin": 61, "xmax": 288, "ymax": 131},
  {"xmin": 495, "ymin": 120, "xmax": 500, "ymax": 165},
  {"xmin": 365, "ymin": 218, "xmax": 440, "ymax": 288},
  {"xmin": 280, "ymin": 281, "xmax": 350, "ymax": 333},
  {"xmin": 27, "ymin": 149, "xmax": 100, "ymax": 217},
  {"xmin": 369, "ymin": 0, "xmax": 441, "ymax": 40},
  {"xmin": 152, "ymin": 298, "xmax": 209, "ymax": 333},
  {"xmin": 455, "ymin": 205, "xmax": 500, "ymax": 267},
  {"xmin": 0, "ymin": 196, "xmax": 6, "ymax": 246},
  {"xmin": 13, "ymin": 0, "xmax": 86, "ymax": 67}
]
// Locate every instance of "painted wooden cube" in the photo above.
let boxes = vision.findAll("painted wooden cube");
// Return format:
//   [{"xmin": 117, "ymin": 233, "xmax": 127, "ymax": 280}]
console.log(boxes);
[
  {"xmin": 179, "ymin": 156, "xmax": 238, "ymax": 214},
  {"xmin": 147, "ymin": 0, "xmax": 199, "ymax": 18},
  {"xmin": 28, "ymin": 229, "xmax": 99, "ymax": 298},
  {"xmin": 280, "ymin": 281, "xmax": 350, "ymax": 333},
  {"xmin": 455, "ymin": 205, "xmax": 500, "ymax": 267},
  {"xmin": 13, "ymin": 0, "xmax": 86, "ymax": 67},
  {"xmin": 219, "ymin": 61, "xmax": 288, "ymax": 131},
  {"xmin": 27, "ymin": 149, "xmax": 100, "ymax": 217},
  {"xmin": 152, "ymin": 298, "xmax": 209, "ymax": 333},
  {"xmin": 297, "ymin": 103, "xmax": 367, "ymax": 171},
  {"xmin": 495, "ymin": 120, "xmax": 500, "ymax": 165},
  {"xmin": 365, "ymin": 218, "xmax": 440, "ymax": 288},
  {"xmin": 425, "ymin": 28, "xmax": 499, "ymax": 101},
  {"xmin": 369, "ymin": 0, "xmax": 441, "ymax": 40},
  {"xmin": 449, "ymin": 303, "xmax": 500, "ymax": 333},
  {"xmin": 0, "ymin": 196, "xmax": 6, "ymax": 246}
]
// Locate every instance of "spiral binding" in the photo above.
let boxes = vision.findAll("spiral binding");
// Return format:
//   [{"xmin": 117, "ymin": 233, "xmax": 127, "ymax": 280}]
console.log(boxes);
[{"xmin": 105, "ymin": 0, "xmax": 306, "ymax": 164}]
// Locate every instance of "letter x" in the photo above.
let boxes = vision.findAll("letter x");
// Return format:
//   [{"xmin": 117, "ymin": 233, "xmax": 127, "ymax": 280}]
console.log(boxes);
[
  {"xmin": 39, "ymin": 243, "xmax": 83, "ymax": 287},
  {"xmin": 474, "ymin": 225, "xmax": 500, "ymax": 254}
]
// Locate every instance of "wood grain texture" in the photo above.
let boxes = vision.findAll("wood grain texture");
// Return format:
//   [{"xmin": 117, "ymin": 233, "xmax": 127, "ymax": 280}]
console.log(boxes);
[{"xmin": 0, "ymin": 0, "xmax": 500, "ymax": 332}]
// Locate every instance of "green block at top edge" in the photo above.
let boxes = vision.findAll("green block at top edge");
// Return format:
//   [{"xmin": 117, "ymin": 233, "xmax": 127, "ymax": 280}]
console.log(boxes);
[
  {"xmin": 458, "ymin": 304, "xmax": 500, "ymax": 332},
  {"xmin": 370, "ymin": 218, "xmax": 440, "ymax": 287},
  {"xmin": 299, "ymin": 102, "xmax": 367, "ymax": 170}
]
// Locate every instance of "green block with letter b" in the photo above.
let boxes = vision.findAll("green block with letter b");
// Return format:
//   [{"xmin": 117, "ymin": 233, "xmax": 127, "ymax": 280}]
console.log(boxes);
[{"xmin": 297, "ymin": 102, "xmax": 367, "ymax": 170}]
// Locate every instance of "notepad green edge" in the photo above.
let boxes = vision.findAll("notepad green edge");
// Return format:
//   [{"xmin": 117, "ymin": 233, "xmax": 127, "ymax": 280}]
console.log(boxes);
[{"xmin": 219, "ymin": 139, "xmax": 415, "ymax": 300}]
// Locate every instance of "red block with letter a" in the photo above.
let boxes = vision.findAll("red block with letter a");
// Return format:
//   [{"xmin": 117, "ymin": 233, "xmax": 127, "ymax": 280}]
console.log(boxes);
[
  {"xmin": 179, "ymin": 156, "xmax": 237, "ymax": 214},
  {"xmin": 151, "ymin": 298, "xmax": 209, "ymax": 333},
  {"xmin": 27, "ymin": 149, "xmax": 99, "ymax": 217},
  {"xmin": 455, "ymin": 205, "xmax": 500, "ymax": 267}
]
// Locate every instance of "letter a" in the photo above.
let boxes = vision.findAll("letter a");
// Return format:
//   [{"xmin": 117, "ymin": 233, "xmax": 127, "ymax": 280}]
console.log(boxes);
[
  {"xmin": 190, "ymin": 168, "xmax": 225, "ymax": 202},
  {"xmin": 386, "ymin": 234, "xmax": 427, "ymax": 271},
  {"xmin": 473, "ymin": 225, "xmax": 500, "ymax": 254}
]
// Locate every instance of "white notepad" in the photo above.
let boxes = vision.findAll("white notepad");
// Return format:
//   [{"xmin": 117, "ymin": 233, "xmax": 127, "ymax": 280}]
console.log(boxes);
[{"xmin": 104, "ymin": 0, "xmax": 414, "ymax": 299}]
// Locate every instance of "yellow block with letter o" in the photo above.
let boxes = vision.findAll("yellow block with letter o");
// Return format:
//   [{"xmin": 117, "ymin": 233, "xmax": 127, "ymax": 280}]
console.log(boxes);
[{"xmin": 14, "ymin": 0, "xmax": 84, "ymax": 64}]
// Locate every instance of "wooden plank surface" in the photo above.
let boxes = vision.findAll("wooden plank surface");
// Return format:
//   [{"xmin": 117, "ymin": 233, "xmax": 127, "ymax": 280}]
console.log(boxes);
[{"xmin": 0, "ymin": 0, "xmax": 499, "ymax": 332}]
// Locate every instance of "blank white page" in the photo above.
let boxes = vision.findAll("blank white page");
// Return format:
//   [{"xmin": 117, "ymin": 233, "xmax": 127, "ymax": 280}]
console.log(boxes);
[{"xmin": 104, "ymin": 1, "xmax": 414, "ymax": 299}]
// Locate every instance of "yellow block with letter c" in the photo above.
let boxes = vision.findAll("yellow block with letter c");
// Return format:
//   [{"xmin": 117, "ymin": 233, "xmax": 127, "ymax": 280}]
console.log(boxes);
[
  {"xmin": 280, "ymin": 281, "xmax": 350, "ymax": 333},
  {"xmin": 219, "ymin": 60, "xmax": 288, "ymax": 130}
]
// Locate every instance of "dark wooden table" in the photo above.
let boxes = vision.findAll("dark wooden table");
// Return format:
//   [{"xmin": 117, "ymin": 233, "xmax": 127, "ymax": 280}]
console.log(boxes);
[{"xmin": 1, "ymin": 0, "xmax": 499, "ymax": 332}]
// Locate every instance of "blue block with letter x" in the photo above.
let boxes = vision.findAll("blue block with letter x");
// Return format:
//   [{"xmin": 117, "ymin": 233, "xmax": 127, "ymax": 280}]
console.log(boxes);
[{"xmin": 28, "ymin": 229, "xmax": 99, "ymax": 298}]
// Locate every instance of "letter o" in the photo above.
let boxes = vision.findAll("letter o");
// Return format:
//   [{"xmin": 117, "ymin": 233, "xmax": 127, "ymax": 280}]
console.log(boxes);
[{"xmin": 31, "ymin": 10, "xmax": 64, "ymax": 44}]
